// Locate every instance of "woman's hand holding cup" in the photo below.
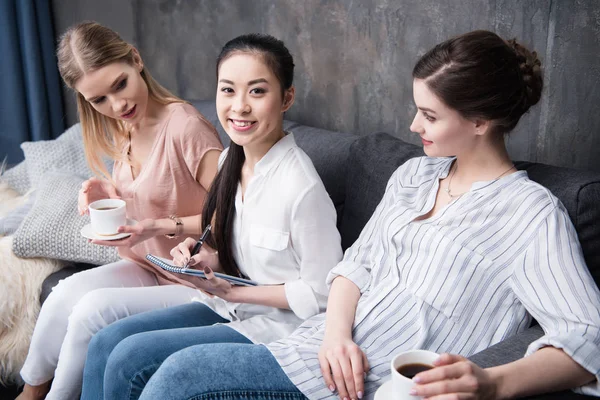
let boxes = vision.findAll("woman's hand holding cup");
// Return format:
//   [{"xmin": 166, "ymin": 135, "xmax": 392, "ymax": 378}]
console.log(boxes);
[
  {"xmin": 391, "ymin": 350, "xmax": 496, "ymax": 399},
  {"xmin": 78, "ymin": 177, "xmax": 120, "ymax": 215},
  {"xmin": 409, "ymin": 353, "xmax": 497, "ymax": 400}
]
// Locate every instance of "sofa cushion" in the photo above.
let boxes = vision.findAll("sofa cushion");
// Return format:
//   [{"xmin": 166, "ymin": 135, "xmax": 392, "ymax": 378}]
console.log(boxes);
[
  {"xmin": 19, "ymin": 124, "xmax": 111, "ymax": 188},
  {"xmin": 0, "ymin": 161, "xmax": 30, "ymax": 195},
  {"xmin": 13, "ymin": 172, "xmax": 119, "ymax": 265},
  {"xmin": 0, "ymin": 191, "xmax": 36, "ymax": 236},
  {"xmin": 513, "ymin": 161, "xmax": 600, "ymax": 287},
  {"xmin": 192, "ymin": 100, "xmax": 358, "ymax": 224},
  {"xmin": 339, "ymin": 132, "xmax": 424, "ymax": 249},
  {"xmin": 341, "ymin": 132, "xmax": 600, "ymax": 288},
  {"xmin": 0, "ymin": 123, "xmax": 113, "ymax": 196}
]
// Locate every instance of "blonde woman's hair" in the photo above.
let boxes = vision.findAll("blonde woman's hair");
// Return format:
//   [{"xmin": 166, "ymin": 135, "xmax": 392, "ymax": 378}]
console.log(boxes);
[{"xmin": 57, "ymin": 21, "xmax": 183, "ymax": 179}]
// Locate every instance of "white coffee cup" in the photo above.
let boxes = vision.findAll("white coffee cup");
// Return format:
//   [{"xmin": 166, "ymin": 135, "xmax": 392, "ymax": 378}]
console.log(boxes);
[
  {"xmin": 88, "ymin": 199, "xmax": 127, "ymax": 236},
  {"xmin": 390, "ymin": 350, "xmax": 439, "ymax": 399}
]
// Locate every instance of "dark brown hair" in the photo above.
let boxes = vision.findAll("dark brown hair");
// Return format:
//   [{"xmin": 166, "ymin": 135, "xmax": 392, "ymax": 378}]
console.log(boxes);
[
  {"xmin": 413, "ymin": 30, "xmax": 543, "ymax": 134},
  {"xmin": 201, "ymin": 34, "xmax": 294, "ymax": 277}
]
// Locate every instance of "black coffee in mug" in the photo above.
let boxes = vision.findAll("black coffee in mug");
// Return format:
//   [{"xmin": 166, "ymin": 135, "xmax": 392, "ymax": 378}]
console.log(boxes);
[
  {"xmin": 396, "ymin": 363, "xmax": 433, "ymax": 378},
  {"xmin": 96, "ymin": 207, "xmax": 117, "ymax": 210}
]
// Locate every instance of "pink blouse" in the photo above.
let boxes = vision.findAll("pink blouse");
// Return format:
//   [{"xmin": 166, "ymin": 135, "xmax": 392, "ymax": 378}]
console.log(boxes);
[{"xmin": 113, "ymin": 103, "xmax": 222, "ymax": 287}]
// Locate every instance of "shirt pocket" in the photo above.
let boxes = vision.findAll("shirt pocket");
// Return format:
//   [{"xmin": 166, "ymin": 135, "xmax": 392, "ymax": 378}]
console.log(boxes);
[
  {"xmin": 249, "ymin": 224, "xmax": 290, "ymax": 251},
  {"xmin": 404, "ymin": 230, "xmax": 491, "ymax": 322}
]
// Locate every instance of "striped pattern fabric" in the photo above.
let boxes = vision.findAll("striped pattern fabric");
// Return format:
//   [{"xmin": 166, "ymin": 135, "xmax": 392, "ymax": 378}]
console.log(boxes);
[{"xmin": 267, "ymin": 157, "xmax": 600, "ymax": 399}]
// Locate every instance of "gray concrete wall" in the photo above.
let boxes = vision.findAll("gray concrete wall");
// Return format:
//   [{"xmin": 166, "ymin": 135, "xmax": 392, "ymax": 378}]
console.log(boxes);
[{"xmin": 52, "ymin": 0, "xmax": 600, "ymax": 172}]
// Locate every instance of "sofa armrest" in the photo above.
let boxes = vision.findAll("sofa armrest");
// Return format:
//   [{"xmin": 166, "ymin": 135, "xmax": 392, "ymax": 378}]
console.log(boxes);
[
  {"xmin": 469, "ymin": 325, "xmax": 595, "ymax": 399},
  {"xmin": 468, "ymin": 325, "xmax": 544, "ymax": 368}
]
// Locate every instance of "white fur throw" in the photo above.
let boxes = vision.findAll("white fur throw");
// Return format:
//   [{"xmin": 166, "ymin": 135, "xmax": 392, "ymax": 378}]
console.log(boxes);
[{"xmin": 0, "ymin": 182, "xmax": 65, "ymax": 386}]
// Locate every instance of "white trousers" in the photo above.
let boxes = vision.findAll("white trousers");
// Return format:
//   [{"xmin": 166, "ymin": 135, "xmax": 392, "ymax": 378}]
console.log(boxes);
[{"xmin": 19, "ymin": 259, "xmax": 200, "ymax": 400}]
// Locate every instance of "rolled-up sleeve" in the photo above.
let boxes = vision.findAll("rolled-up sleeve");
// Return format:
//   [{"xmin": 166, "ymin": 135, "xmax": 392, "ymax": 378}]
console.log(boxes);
[
  {"xmin": 511, "ymin": 205, "xmax": 600, "ymax": 395},
  {"xmin": 285, "ymin": 182, "xmax": 343, "ymax": 319}
]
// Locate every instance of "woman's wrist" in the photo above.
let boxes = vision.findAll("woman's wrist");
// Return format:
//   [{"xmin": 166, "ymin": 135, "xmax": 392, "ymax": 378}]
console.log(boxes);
[
  {"xmin": 487, "ymin": 366, "xmax": 511, "ymax": 399},
  {"xmin": 324, "ymin": 321, "xmax": 353, "ymax": 341},
  {"xmin": 225, "ymin": 285, "xmax": 244, "ymax": 303},
  {"xmin": 152, "ymin": 218, "xmax": 174, "ymax": 237}
]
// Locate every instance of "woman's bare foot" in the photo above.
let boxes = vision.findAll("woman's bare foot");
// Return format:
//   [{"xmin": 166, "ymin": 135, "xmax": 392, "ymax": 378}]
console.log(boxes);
[{"xmin": 15, "ymin": 381, "xmax": 51, "ymax": 400}]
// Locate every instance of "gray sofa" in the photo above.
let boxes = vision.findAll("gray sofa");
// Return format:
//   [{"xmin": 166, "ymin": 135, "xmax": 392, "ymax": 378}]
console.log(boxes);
[{"xmin": 36, "ymin": 100, "xmax": 600, "ymax": 399}]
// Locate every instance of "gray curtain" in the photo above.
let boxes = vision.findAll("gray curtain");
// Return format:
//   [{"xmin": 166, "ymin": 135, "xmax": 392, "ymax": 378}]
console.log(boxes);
[{"xmin": 0, "ymin": 0, "xmax": 64, "ymax": 164}]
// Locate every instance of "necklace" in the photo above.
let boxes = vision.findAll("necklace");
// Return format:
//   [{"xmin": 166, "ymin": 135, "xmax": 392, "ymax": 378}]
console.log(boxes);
[{"xmin": 445, "ymin": 162, "xmax": 515, "ymax": 199}]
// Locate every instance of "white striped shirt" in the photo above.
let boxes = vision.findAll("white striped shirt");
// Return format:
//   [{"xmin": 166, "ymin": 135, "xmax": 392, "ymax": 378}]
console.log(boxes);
[{"xmin": 267, "ymin": 156, "xmax": 600, "ymax": 399}]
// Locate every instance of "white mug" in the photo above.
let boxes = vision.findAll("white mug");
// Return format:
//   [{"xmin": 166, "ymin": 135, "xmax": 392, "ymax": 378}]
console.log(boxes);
[
  {"xmin": 88, "ymin": 199, "xmax": 126, "ymax": 235},
  {"xmin": 390, "ymin": 350, "xmax": 439, "ymax": 399}
]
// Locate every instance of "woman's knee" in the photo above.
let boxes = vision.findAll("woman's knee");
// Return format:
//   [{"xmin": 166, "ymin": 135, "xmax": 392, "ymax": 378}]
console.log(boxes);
[
  {"xmin": 150, "ymin": 344, "xmax": 278, "ymax": 389},
  {"xmin": 67, "ymin": 289, "xmax": 119, "ymax": 335},
  {"xmin": 87, "ymin": 319, "xmax": 132, "ymax": 361},
  {"xmin": 140, "ymin": 344, "xmax": 304, "ymax": 400},
  {"xmin": 104, "ymin": 333, "xmax": 159, "ymax": 377},
  {"xmin": 42, "ymin": 272, "xmax": 94, "ymax": 314}
]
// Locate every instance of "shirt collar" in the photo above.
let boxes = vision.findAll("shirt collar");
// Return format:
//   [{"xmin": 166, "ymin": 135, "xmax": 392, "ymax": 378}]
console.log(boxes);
[
  {"xmin": 439, "ymin": 156, "xmax": 528, "ymax": 193},
  {"xmin": 253, "ymin": 132, "xmax": 296, "ymax": 177}
]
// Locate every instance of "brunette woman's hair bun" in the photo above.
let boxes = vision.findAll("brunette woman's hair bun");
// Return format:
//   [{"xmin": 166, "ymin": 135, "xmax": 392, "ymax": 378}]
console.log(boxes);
[
  {"xmin": 413, "ymin": 30, "xmax": 544, "ymax": 135},
  {"xmin": 507, "ymin": 38, "xmax": 543, "ymax": 110}
]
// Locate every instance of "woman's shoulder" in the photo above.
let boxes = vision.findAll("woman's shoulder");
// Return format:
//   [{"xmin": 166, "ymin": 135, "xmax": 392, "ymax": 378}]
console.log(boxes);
[
  {"xmin": 280, "ymin": 138, "xmax": 322, "ymax": 187},
  {"xmin": 510, "ymin": 173, "xmax": 562, "ymax": 214},
  {"xmin": 166, "ymin": 102, "xmax": 217, "ymax": 132},
  {"xmin": 164, "ymin": 102, "xmax": 221, "ymax": 144}
]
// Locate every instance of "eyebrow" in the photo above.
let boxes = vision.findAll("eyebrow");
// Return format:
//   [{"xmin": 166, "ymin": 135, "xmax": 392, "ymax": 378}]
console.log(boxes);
[
  {"xmin": 87, "ymin": 73, "xmax": 126, "ymax": 102},
  {"xmin": 418, "ymin": 107, "xmax": 437, "ymax": 114},
  {"xmin": 218, "ymin": 78, "xmax": 269, "ymax": 85}
]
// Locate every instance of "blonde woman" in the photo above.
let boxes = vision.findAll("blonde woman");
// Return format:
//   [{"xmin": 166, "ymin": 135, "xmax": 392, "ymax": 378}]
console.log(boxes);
[{"xmin": 17, "ymin": 22, "xmax": 222, "ymax": 400}]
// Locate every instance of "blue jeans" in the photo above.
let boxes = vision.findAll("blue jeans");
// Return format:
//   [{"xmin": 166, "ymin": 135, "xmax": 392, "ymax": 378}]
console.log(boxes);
[
  {"xmin": 139, "ymin": 343, "xmax": 306, "ymax": 400},
  {"xmin": 80, "ymin": 303, "xmax": 253, "ymax": 400}
]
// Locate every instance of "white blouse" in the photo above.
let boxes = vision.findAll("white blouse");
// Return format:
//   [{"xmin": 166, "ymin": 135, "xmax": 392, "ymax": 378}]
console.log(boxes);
[
  {"xmin": 193, "ymin": 133, "xmax": 343, "ymax": 344},
  {"xmin": 268, "ymin": 156, "xmax": 600, "ymax": 399}
]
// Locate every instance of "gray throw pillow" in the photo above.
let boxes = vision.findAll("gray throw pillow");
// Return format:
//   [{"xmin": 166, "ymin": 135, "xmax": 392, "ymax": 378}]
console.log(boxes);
[
  {"xmin": 13, "ymin": 172, "xmax": 119, "ymax": 265},
  {"xmin": 20, "ymin": 123, "xmax": 114, "ymax": 189},
  {"xmin": 0, "ymin": 161, "xmax": 31, "ymax": 195},
  {"xmin": 56, "ymin": 122, "xmax": 84, "ymax": 142},
  {"xmin": 0, "ymin": 191, "xmax": 36, "ymax": 236}
]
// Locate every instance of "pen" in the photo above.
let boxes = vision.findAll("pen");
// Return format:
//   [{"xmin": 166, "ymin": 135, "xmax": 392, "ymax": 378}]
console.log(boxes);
[{"xmin": 185, "ymin": 224, "xmax": 211, "ymax": 269}]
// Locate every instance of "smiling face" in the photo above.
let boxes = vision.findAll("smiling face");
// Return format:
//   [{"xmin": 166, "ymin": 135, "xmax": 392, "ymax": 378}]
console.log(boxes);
[
  {"xmin": 216, "ymin": 52, "xmax": 294, "ymax": 150},
  {"xmin": 74, "ymin": 59, "xmax": 148, "ymax": 125},
  {"xmin": 410, "ymin": 78, "xmax": 479, "ymax": 157}
]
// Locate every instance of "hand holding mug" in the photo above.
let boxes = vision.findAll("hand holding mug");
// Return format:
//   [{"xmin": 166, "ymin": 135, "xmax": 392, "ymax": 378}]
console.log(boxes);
[
  {"xmin": 78, "ymin": 177, "xmax": 120, "ymax": 215},
  {"xmin": 410, "ymin": 353, "xmax": 497, "ymax": 400},
  {"xmin": 390, "ymin": 350, "xmax": 438, "ymax": 400}
]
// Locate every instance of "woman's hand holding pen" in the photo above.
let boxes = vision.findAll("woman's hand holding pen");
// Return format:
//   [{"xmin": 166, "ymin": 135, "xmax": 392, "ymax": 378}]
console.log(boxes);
[
  {"xmin": 170, "ymin": 238, "xmax": 235, "ymax": 299},
  {"xmin": 170, "ymin": 238, "xmax": 221, "ymax": 272}
]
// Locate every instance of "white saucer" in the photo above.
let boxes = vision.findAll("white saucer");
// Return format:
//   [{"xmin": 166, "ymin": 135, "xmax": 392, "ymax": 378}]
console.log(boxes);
[
  {"xmin": 80, "ymin": 219, "xmax": 137, "ymax": 241},
  {"xmin": 374, "ymin": 380, "xmax": 393, "ymax": 400}
]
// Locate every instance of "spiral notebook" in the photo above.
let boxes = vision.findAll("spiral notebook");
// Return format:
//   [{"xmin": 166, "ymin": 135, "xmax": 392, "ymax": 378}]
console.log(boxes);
[{"xmin": 146, "ymin": 254, "xmax": 259, "ymax": 287}]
